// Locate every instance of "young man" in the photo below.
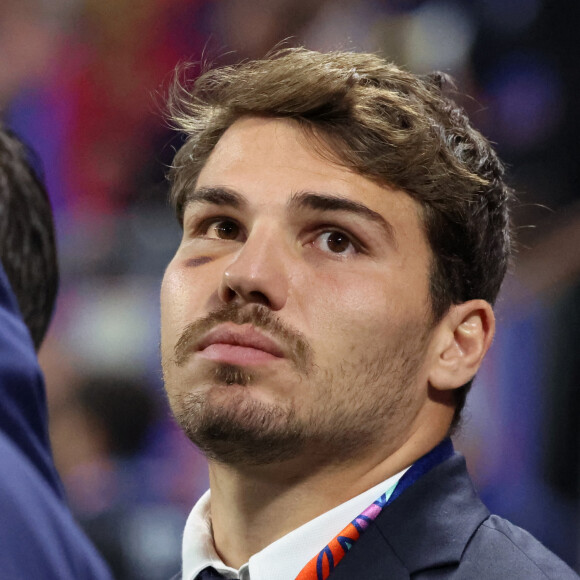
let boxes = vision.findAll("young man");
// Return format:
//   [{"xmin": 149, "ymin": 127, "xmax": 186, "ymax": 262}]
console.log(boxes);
[
  {"xmin": 160, "ymin": 49, "xmax": 578, "ymax": 579},
  {"xmin": 0, "ymin": 126, "xmax": 112, "ymax": 579}
]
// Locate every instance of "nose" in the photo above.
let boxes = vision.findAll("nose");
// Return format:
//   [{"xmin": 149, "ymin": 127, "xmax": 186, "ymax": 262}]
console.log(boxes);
[{"xmin": 217, "ymin": 227, "xmax": 290, "ymax": 310}]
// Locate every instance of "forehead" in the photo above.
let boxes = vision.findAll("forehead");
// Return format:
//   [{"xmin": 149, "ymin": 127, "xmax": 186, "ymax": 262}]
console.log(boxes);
[{"xmin": 194, "ymin": 116, "xmax": 427, "ymax": 246}]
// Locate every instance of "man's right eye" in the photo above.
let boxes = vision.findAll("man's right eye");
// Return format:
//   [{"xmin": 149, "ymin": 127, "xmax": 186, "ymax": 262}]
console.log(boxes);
[{"xmin": 204, "ymin": 219, "xmax": 242, "ymax": 241}]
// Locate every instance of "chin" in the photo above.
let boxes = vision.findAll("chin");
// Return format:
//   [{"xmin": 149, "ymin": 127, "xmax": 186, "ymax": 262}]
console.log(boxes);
[{"xmin": 172, "ymin": 387, "xmax": 306, "ymax": 465}]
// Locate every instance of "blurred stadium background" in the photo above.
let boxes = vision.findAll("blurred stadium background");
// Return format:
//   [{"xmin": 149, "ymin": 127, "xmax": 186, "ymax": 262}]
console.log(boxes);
[{"xmin": 2, "ymin": 0, "xmax": 579, "ymax": 577}]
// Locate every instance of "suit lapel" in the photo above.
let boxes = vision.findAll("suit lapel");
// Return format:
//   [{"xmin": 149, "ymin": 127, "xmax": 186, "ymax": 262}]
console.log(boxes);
[
  {"xmin": 329, "ymin": 521, "xmax": 410, "ymax": 580},
  {"xmin": 329, "ymin": 453, "xmax": 489, "ymax": 578}
]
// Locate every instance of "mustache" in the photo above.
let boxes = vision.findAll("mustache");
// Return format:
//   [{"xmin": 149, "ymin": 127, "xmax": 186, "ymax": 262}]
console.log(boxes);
[{"xmin": 173, "ymin": 303, "xmax": 313, "ymax": 372}]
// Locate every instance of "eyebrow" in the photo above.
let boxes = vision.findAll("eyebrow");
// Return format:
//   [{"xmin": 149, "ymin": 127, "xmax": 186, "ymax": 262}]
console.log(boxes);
[
  {"xmin": 183, "ymin": 186, "xmax": 247, "ymax": 209},
  {"xmin": 184, "ymin": 186, "xmax": 396, "ymax": 244},
  {"xmin": 289, "ymin": 190, "xmax": 396, "ymax": 244}
]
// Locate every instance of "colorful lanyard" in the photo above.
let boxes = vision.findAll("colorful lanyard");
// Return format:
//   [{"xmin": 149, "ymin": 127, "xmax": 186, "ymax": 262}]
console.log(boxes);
[{"xmin": 295, "ymin": 439, "xmax": 454, "ymax": 580}]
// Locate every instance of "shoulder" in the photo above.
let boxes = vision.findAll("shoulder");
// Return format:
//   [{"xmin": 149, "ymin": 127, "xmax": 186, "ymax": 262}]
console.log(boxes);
[
  {"xmin": 0, "ymin": 431, "xmax": 112, "ymax": 579},
  {"xmin": 455, "ymin": 514, "xmax": 579, "ymax": 579},
  {"xmin": 362, "ymin": 448, "xmax": 578, "ymax": 579}
]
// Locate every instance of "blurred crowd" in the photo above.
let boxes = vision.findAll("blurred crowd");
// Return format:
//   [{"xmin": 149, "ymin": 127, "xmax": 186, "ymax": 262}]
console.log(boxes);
[{"xmin": 1, "ymin": 0, "xmax": 579, "ymax": 577}]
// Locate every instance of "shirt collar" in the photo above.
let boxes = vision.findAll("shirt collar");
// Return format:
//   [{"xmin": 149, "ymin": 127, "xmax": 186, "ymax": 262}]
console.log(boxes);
[{"xmin": 182, "ymin": 467, "xmax": 409, "ymax": 580}]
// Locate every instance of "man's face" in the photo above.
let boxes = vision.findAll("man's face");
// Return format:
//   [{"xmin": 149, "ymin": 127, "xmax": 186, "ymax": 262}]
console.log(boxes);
[{"xmin": 161, "ymin": 116, "xmax": 438, "ymax": 466}]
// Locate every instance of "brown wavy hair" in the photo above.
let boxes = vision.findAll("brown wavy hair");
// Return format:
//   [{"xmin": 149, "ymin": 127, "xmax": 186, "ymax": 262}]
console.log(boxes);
[{"xmin": 166, "ymin": 48, "xmax": 514, "ymax": 428}]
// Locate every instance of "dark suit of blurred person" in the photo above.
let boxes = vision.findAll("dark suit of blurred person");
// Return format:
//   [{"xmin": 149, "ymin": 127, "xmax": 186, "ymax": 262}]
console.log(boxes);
[{"xmin": 0, "ymin": 126, "xmax": 112, "ymax": 579}]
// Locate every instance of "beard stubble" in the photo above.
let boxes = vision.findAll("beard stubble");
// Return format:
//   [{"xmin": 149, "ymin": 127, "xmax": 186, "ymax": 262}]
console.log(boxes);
[{"xmin": 165, "ymin": 303, "xmax": 429, "ymax": 467}]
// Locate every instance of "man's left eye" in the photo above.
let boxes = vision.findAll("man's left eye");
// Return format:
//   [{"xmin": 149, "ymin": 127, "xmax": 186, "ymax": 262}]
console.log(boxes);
[{"xmin": 315, "ymin": 231, "xmax": 357, "ymax": 255}]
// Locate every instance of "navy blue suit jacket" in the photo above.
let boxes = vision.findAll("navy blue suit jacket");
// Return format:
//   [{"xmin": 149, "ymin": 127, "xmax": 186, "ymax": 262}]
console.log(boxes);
[
  {"xmin": 176, "ymin": 451, "xmax": 578, "ymax": 579},
  {"xmin": 328, "ymin": 451, "xmax": 578, "ymax": 579},
  {"xmin": 0, "ymin": 264, "xmax": 112, "ymax": 579}
]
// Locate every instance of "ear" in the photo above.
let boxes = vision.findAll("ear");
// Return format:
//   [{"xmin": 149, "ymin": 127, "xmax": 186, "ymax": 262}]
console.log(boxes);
[{"xmin": 428, "ymin": 300, "xmax": 495, "ymax": 392}]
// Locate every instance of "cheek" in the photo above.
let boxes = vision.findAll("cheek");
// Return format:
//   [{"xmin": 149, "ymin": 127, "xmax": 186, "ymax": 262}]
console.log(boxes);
[
  {"xmin": 160, "ymin": 264, "xmax": 193, "ymax": 348},
  {"xmin": 302, "ymin": 270, "xmax": 420, "ymax": 361},
  {"xmin": 161, "ymin": 259, "xmax": 215, "ymax": 319}
]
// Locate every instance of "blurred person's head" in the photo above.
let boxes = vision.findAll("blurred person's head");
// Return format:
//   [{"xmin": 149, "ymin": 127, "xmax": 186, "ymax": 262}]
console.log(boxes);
[
  {"xmin": 50, "ymin": 376, "xmax": 159, "ymax": 482},
  {"xmin": 0, "ymin": 124, "xmax": 58, "ymax": 349},
  {"xmin": 164, "ymin": 49, "xmax": 513, "ymax": 435},
  {"xmin": 76, "ymin": 377, "xmax": 159, "ymax": 459}
]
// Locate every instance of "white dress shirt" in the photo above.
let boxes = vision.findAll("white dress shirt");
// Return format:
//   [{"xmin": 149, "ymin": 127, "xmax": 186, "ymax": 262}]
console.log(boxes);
[{"xmin": 181, "ymin": 467, "xmax": 408, "ymax": 580}]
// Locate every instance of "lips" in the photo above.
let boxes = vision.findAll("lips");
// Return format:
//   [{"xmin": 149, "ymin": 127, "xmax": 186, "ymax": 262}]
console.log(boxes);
[{"xmin": 195, "ymin": 323, "xmax": 285, "ymax": 365}]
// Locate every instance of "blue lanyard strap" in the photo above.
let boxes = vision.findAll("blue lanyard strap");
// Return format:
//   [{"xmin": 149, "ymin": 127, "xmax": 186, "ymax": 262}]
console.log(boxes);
[{"xmin": 388, "ymin": 438, "xmax": 454, "ymax": 506}]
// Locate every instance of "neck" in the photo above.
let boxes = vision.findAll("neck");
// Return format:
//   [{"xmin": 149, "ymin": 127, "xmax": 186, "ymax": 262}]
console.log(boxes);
[{"xmin": 207, "ymin": 418, "xmax": 449, "ymax": 568}]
